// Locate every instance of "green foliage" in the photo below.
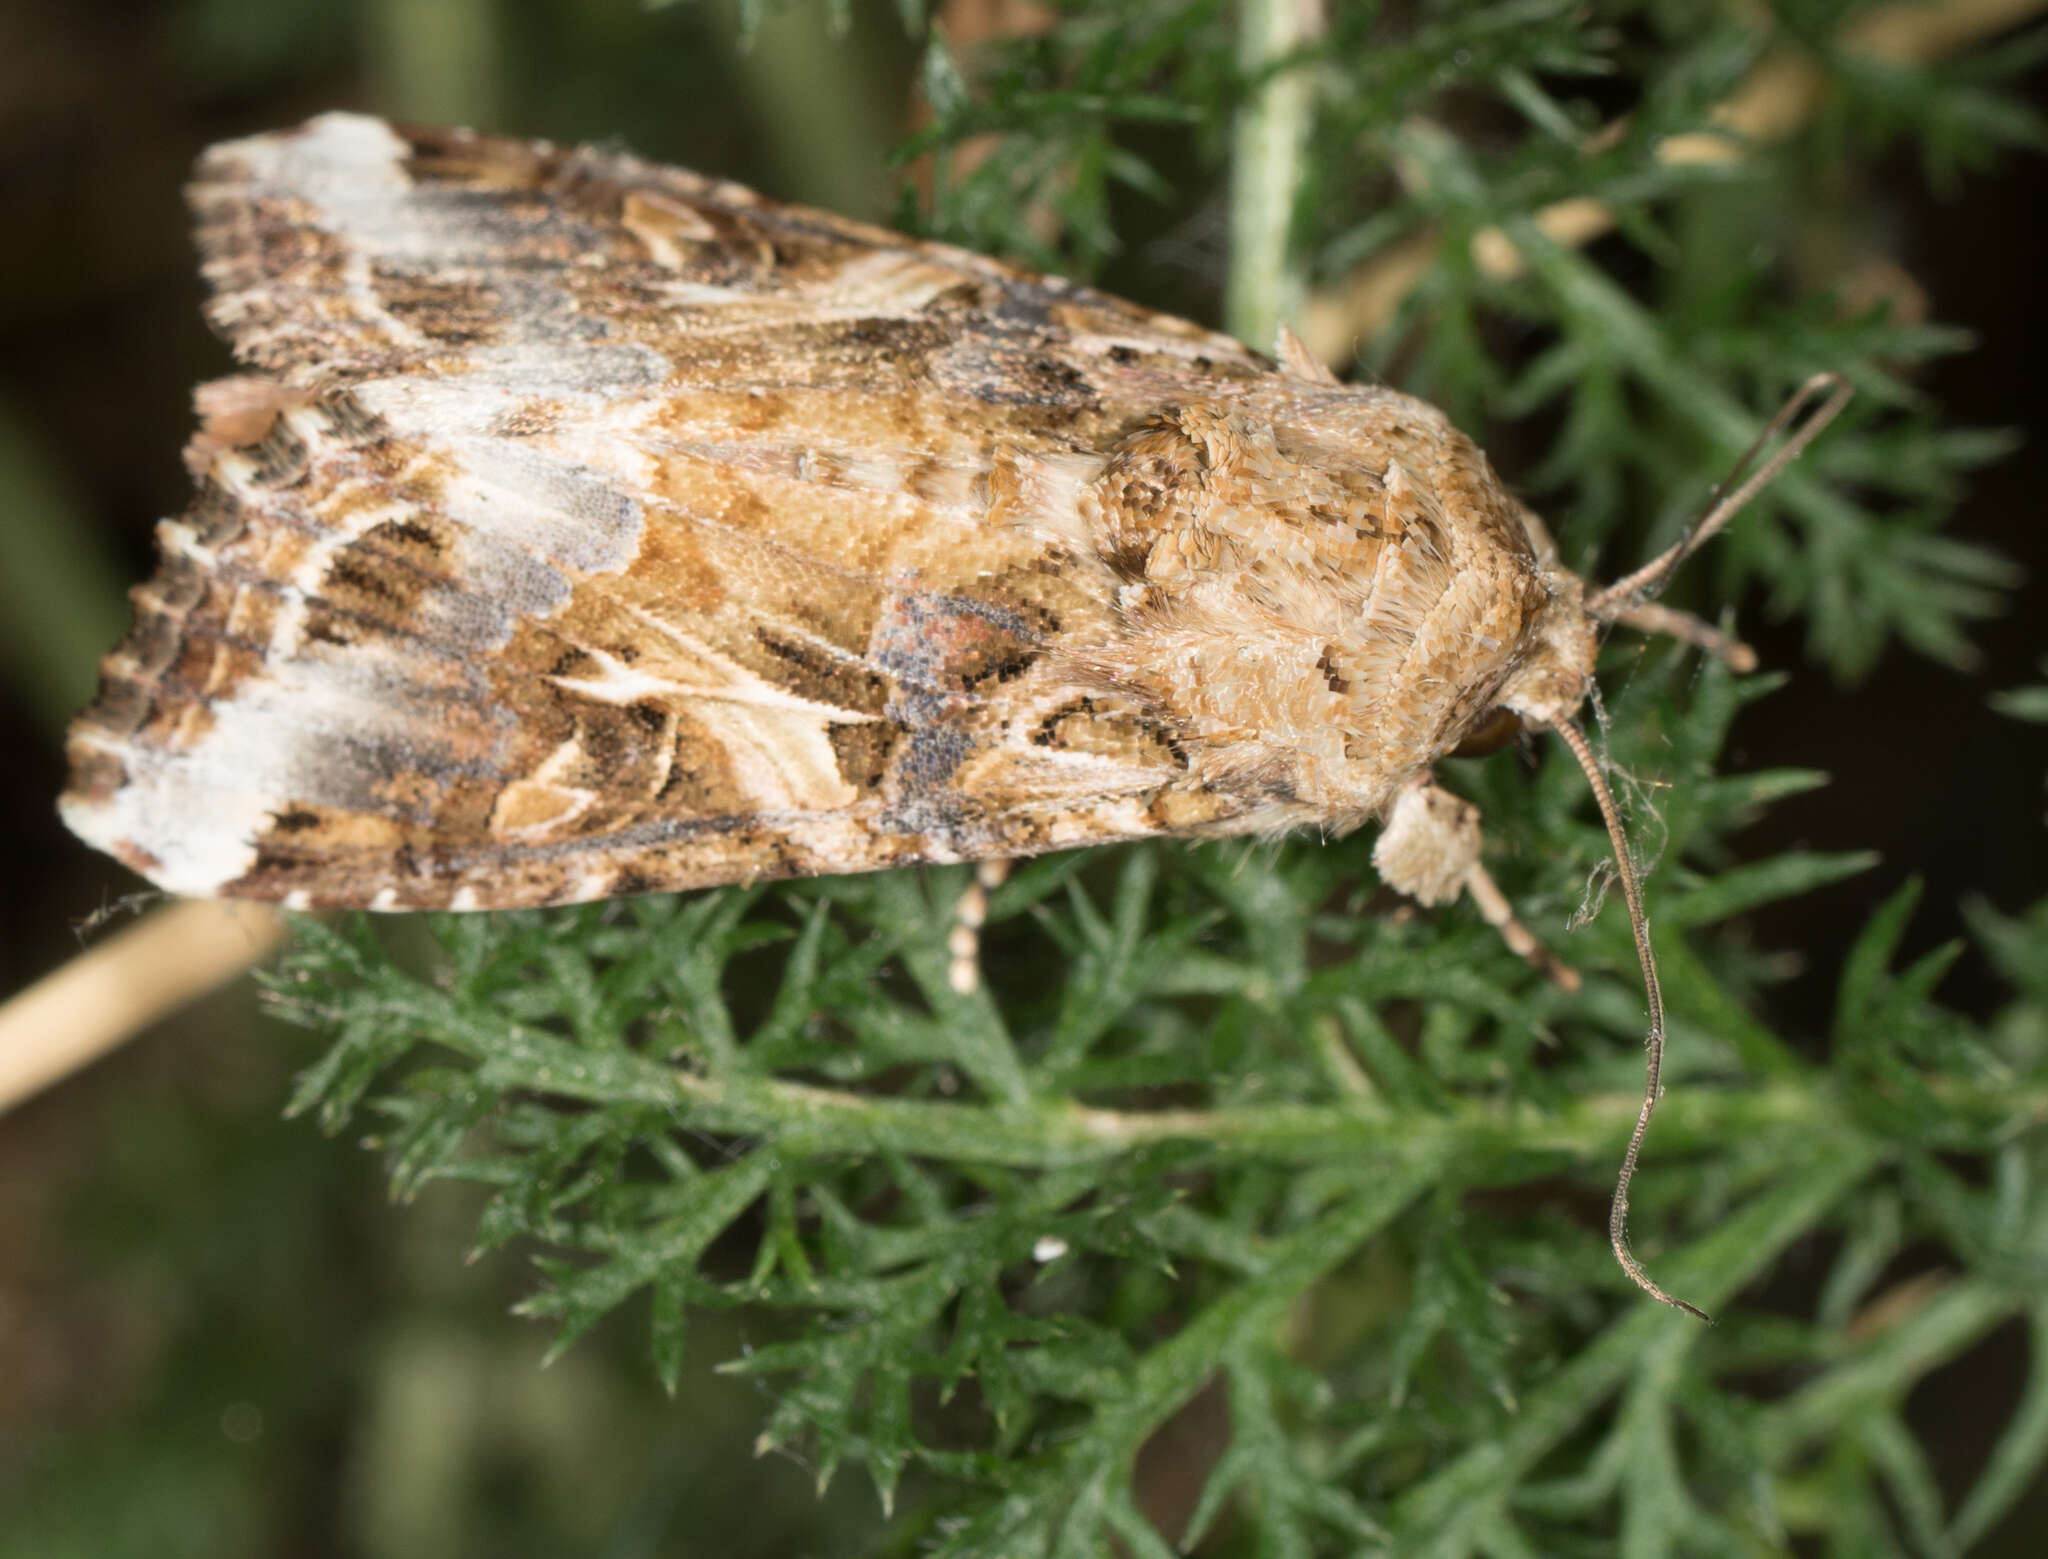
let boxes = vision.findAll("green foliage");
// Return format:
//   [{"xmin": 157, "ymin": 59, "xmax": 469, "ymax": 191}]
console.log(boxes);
[{"xmin": 262, "ymin": 2, "xmax": 2048, "ymax": 1554}]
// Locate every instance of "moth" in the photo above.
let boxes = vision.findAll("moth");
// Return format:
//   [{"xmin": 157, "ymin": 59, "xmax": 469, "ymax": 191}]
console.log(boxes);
[{"xmin": 60, "ymin": 113, "xmax": 1845, "ymax": 1316}]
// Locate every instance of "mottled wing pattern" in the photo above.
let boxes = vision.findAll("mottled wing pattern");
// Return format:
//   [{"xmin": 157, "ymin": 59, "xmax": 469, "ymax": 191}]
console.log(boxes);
[{"xmin": 61, "ymin": 113, "xmax": 1283, "ymax": 909}]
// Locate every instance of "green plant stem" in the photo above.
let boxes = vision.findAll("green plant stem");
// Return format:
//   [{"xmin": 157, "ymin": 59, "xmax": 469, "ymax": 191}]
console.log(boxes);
[
  {"xmin": 715, "ymin": 0, "xmax": 900, "ymax": 220},
  {"xmin": 670, "ymin": 1070, "xmax": 1848, "ymax": 1168},
  {"xmin": 364, "ymin": 0, "xmax": 503, "ymax": 125},
  {"xmin": 304, "ymin": 973, "xmax": 2048, "ymax": 1173},
  {"xmin": 1225, "ymin": 0, "xmax": 1318, "ymax": 349},
  {"xmin": 302, "ymin": 985, "xmax": 2048, "ymax": 1177}
]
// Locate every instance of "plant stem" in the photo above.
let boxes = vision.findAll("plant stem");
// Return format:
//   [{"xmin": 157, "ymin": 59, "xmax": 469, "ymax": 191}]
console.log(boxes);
[
  {"xmin": 715, "ymin": 0, "xmax": 902, "ymax": 222},
  {"xmin": 400, "ymin": 997, "xmax": 1903, "ymax": 1166},
  {"xmin": 327, "ymin": 974, "xmax": 2048, "ymax": 1174},
  {"xmin": 365, "ymin": 0, "xmax": 504, "ymax": 126},
  {"xmin": 1225, "ymin": 0, "xmax": 1320, "ymax": 350},
  {"xmin": 667, "ymin": 1057, "xmax": 1833, "ymax": 1165}
]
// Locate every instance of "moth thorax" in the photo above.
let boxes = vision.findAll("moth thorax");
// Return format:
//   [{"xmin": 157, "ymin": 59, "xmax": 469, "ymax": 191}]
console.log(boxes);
[{"xmin": 1082, "ymin": 400, "xmax": 1573, "ymax": 819}]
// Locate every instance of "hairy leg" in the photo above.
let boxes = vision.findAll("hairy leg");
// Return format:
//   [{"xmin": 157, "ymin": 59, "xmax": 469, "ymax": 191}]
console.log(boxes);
[{"xmin": 1372, "ymin": 780, "xmax": 1576, "ymax": 990}]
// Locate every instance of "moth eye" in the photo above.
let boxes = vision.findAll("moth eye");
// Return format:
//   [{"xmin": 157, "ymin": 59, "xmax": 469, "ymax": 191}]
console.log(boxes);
[{"xmin": 1452, "ymin": 707, "xmax": 1523, "ymax": 758}]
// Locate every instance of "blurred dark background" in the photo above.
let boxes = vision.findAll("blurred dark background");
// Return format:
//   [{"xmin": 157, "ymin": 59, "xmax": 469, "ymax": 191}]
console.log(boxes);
[{"xmin": 0, "ymin": 1, "xmax": 2042, "ymax": 1555}]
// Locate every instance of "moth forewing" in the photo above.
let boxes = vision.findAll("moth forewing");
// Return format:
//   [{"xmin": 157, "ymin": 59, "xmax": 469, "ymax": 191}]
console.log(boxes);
[
  {"xmin": 59, "ymin": 112, "xmax": 1846, "ymax": 1316},
  {"xmin": 60, "ymin": 111, "xmax": 1596, "ymax": 914}
]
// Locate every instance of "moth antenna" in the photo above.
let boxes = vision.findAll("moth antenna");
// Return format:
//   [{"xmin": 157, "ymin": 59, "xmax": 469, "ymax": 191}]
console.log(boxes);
[
  {"xmin": 1587, "ymin": 372, "xmax": 1852, "ymax": 616},
  {"xmin": 1546, "ymin": 717, "xmax": 1710, "ymax": 1322}
]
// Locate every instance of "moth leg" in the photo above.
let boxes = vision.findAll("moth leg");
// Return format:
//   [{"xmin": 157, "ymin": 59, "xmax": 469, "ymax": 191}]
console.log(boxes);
[
  {"xmin": 1373, "ymin": 780, "xmax": 1578, "ymax": 991},
  {"xmin": 1608, "ymin": 601, "xmax": 1757, "ymax": 672},
  {"xmin": 1462, "ymin": 858, "xmax": 1582, "ymax": 994},
  {"xmin": 947, "ymin": 859, "xmax": 1012, "ymax": 995}
]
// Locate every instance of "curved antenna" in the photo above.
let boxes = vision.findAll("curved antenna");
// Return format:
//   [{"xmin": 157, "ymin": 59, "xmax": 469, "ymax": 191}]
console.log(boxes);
[
  {"xmin": 1588, "ymin": 373, "xmax": 1853, "ymax": 617},
  {"xmin": 1547, "ymin": 718, "xmax": 1710, "ymax": 1322}
]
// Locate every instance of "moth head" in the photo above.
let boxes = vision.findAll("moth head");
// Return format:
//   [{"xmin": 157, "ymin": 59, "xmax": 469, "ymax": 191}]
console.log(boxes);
[
  {"xmin": 1439, "ymin": 372, "xmax": 1851, "ymax": 797},
  {"xmin": 1495, "ymin": 569, "xmax": 1602, "ymax": 732}
]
